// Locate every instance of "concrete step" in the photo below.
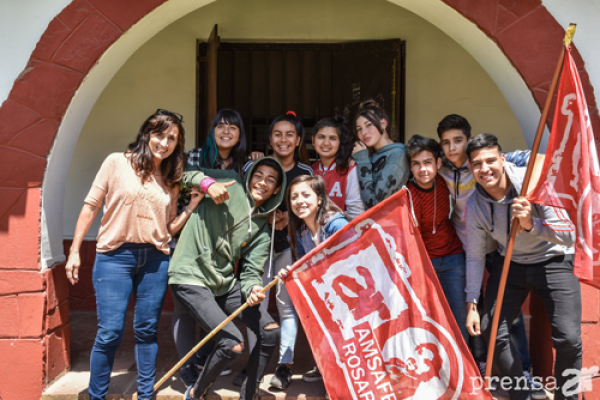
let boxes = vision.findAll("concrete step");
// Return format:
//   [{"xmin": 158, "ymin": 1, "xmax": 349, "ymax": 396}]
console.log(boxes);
[{"xmin": 42, "ymin": 312, "xmax": 523, "ymax": 399}]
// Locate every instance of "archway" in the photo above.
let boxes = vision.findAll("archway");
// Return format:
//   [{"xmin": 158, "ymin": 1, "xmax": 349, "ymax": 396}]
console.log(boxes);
[{"xmin": 1, "ymin": 0, "xmax": 598, "ymax": 396}]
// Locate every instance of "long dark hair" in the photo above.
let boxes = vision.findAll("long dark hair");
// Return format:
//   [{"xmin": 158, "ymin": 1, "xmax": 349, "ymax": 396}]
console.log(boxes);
[
  {"xmin": 286, "ymin": 175, "xmax": 345, "ymax": 261},
  {"xmin": 126, "ymin": 109, "xmax": 185, "ymax": 188},
  {"xmin": 353, "ymin": 99, "xmax": 391, "ymax": 145},
  {"xmin": 313, "ymin": 115, "xmax": 353, "ymax": 175},
  {"xmin": 269, "ymin": 111, "xmax": 310, "ymax": 164},
  {"xmin": 200, "ymin": 109, "xmax": 247, "ymax": 175}
]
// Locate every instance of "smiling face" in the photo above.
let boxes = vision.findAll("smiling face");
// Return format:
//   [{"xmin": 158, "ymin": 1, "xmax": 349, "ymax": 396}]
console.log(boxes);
[
  {"xmin": 312, "ymin": 126, "xmax": 340, "ymax": 166},
  {"xmin": 249, "ymin": 165, "xmax": 281, "ymax": 207},
  {"xmin": 469, "ymin": 146, "xmax": 507, "ymax": 198},
  {"xmin": 440, "ymin": 129, "xmax": 469, "ymax": 168},
  {"xmin": 270, "ymin": 121, "xmax": 300, "ymax": 160},
  {"xmin": 290, "ymin": 181, "xmax": 320, "ymax": 223},
  {"xmin": 410, "ymin": 150, "xmax": 442, "ymax": 189},
  {"xmin": 149, "ymin": 125, "xmax": 179, "ymax": 167},
  {"xmin": 214, "ymin": 120, "xmax": 240, "ymax": 153},
  {"xmin": 355, "ymin": 116, "xmax": 388, "ymax": 151}
]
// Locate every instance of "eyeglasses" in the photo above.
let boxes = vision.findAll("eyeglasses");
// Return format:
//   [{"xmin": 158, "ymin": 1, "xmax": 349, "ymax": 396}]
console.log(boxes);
[{"xmin": 155, "ymin": 109, "xmax": 184, "ymax": 122}]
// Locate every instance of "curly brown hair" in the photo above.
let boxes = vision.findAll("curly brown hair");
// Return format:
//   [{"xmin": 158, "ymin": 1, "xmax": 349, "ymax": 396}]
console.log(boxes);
[{"xmin": 126, "ymin": 110, "xmax": 186, "ymax": 188}]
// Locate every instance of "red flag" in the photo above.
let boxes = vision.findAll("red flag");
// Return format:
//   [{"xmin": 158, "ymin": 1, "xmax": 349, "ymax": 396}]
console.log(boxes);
[
  {"xmin": 283, "ymin": 188, "xmax": 492, "ymax": 400},
  {"xmin": 527, "ymin": 46, "xmax": 600, "ymax": 289}
]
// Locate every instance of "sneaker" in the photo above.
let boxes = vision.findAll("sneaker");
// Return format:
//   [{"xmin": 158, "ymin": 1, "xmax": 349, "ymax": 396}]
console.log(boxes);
[
  {"xmin": 270, "ymin": 364, "xmax": 292, "ymax": 390},
  {"xmin": 233, "ymin": 369, "xmax": 247, "ymax": 387},
  {"xmin": 302, "ymin": 366, "xmax": 322, "ymax": 382},
  {"xmin": 196, "ymin": 363, "xmax": 232, "ymax": 377},
  {"xmin": 523, "ymin": 370, "xmax": 546, "ymax": 399},
  {"xmin": 180, "ymin": 364, "xmax": 199, "ymax": 388}
]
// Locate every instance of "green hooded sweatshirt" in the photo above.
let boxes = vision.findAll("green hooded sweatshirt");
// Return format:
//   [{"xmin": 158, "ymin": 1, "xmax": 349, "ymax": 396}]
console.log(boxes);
[{"xmin": 168, "ymin": 158, "xmax": 286, "ymax": 299}]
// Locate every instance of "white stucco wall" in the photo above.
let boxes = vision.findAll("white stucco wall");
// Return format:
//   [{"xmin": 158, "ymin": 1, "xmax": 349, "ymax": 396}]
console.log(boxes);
[
  {"xmin": 0, "ymin": 0, "xmax": 72, "ymax": 105},
  {"xmin": 543, "ymin": 0, "xmax": 600, "ymax": 107},
  {"xmin": 63, "ymin": 0, "xmax": 527, "ymax": 238},
  {"xmin": 2, "ymin": 0, "xmax": 599, "ymax": 266}
]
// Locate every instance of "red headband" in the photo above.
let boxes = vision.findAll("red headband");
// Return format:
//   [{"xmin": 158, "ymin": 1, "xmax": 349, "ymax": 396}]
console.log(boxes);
[{"xmin": 286, "ymin": 110, "xmax": 297, "ymax": 117}]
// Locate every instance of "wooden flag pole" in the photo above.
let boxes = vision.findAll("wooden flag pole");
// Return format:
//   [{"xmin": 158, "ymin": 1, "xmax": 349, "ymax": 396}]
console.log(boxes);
[
  {"xmin": 483, "ymin": 23, "xmax": 577, "ymax": 385},
  {"xmin": 131, "ymin": 277, "xmax": 280, "ymax": 399}
]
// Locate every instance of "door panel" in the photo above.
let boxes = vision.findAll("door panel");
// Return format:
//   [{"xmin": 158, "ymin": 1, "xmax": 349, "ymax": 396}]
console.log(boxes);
[
  {"xmin": 333, "ymin": 39, "xmax": 404, "ymax": 141},
  {"xmin": 196, "ymin": 40, "xmax": 405, "ymax": 154}
]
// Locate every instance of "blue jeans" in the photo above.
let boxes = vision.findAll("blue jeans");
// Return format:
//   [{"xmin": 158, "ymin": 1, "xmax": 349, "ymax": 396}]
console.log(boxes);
[
  {"xmin": 88, "ymin": 243, "xmax": 169, "ymax": 400},
  {"xmin": 248, "ymin": 249, "xmax": 297, "ymax": 365},
  {"xmin": 430, "ymin": 252, "xmax": 468, "ymax": 343},
  {"xmin": 264, "ymin": 249, "xmax": 297, "ymax": 365}
]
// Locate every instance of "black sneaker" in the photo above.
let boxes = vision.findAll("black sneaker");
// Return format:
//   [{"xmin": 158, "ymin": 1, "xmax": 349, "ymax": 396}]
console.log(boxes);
[
  {"xmin": 270, "ymin": 364, "xmax": 292, "ymax": 390},
  {"xmin": 302, "ymin": 366, "xmax": 322, "ymax": 382},
  {"xmin": 233, "ymin": 368, "xmax": 247, "ymax": 387},
  {"xmin": 180, "ymin": 364, "xmax": 199, "ymax": 388}
]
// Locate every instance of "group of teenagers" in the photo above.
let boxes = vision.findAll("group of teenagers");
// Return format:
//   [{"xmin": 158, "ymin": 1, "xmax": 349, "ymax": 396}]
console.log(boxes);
[{"xmin": 64, "ymin": 100, "xmax": 582, "ymax": 400}]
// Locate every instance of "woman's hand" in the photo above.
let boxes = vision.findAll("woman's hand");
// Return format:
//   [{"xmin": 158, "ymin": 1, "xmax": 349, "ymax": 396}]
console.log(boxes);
[
  {"xmin": 65, "ymin": 203, "xmax": 100, "ymax": 285},
  {"xmin": 65, "ymin": 252, "xmax": 81, "ymax": 285},
  {"xmin": 352, "ymin": 141, "xmax": 367, "ymax": 155},
  {"xmin": 277, "ymin": 265, "xmax": 292, "ymax": 280},
  {"xmin": 187, "ymin": 187, "xmax": 205, "ymax": 211},
  {"xmin": 249, "ymin": 151, "xmax": 265, "ymax": 161},
  {"xmin": 247, "ymin": 285, "xmax": 266, "ymax": 306},
  {"xmin": 272, "ymin": 210, "xmax": 288, "ymax": 230}
]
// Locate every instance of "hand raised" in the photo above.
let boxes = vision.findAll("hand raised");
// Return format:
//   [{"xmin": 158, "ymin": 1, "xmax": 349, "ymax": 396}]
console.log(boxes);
[
  {"xmin": 352, "ymin": 141, "xmax": 367, "ymax": 155},
  {"xmin": 207, "ymin": 180, "xmax": 236, "ymax": 204}
]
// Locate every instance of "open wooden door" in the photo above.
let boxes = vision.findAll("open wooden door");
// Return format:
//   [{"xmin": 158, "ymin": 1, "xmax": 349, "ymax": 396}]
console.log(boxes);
[
  {"xmin": 196, "ymin": 38, "xmax": 405, "ymax": 153},
  {"xmin": 196, "ymin": 25, "xmax": 220, "ymax": 146},
  {"xmin": 333, "ymin": 39, "xmax": 405, "ymax": 142}
]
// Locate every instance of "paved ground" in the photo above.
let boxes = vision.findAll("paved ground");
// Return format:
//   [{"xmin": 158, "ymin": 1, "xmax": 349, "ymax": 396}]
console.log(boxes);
[{"xmin": 42, "ymin": 312, "xmax": 523, "ymax": 399}]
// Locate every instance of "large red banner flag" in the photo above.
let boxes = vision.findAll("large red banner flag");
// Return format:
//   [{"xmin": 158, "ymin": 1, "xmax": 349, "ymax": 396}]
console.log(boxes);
[
  {"xmin": 528, "ymin": 45, "xmax": 600, "ymax": 289},
  {"xmin": 283, "ymin": 188, "xmax": 492, "ymax": 399}
]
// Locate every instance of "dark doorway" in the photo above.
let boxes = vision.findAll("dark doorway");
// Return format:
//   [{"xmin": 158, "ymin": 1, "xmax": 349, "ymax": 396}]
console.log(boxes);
[{"xmin": 197, "ymin": 26, "xmax": 406, "ymax": 155}]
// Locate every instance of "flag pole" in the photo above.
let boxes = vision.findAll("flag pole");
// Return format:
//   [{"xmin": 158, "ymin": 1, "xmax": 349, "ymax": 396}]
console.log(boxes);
[
  {"xmin": 131, "ymin": 277, "xmax": 280, "ymax": 399},
  {"xmin": 483, "ymin": 23, "xmax": 577, "ymax": 385}
]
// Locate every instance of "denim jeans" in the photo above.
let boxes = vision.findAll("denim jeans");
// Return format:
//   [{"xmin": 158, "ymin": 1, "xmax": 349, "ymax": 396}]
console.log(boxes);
[
  {"xmin": 482, "ymin": 253, "xmax": 582, "ymax": 400},
  {"xmin": 262, "ymin": 249, "xmax": 297, "ymax": 365},
  {"xmin": 88, "ymin": 243, "xmax": 169, "ymax": 400},
  {"xmin": 511, "ymin": 312, "xmax": 531, "ymax": 371},
  {"xmin": 430, "ymin": 252, "xmax": 468, "ymax": 343},
  {"xmin": 171, "ymin": 281, "xmax": 279, "ymax": 400}
]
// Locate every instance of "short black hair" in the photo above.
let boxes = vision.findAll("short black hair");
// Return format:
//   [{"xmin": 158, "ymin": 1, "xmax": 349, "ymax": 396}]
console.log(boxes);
[
  {"xmin": 466, "ymin": 133, "xmax": 503, "ymax": 160},
  {"xmin": 253, "ymin": 158, "xmax": 283, "ymax": 188},
  {"xmin": 437, "ymin": 114, "xmax": 471, "ymax": 140},
  {"xmin": 406, "ymin": 134, "xmax": 442, "ymax": 161}
]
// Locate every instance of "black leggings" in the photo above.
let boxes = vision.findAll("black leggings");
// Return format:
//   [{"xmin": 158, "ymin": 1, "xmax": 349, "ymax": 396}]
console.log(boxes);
[
  {"xmin": 171, "ymin": 281, "xmax": 280, "ymax": 400},
  {"xmin": 482, "ymin": 254, "xmax": 582, "ymax": 400}
]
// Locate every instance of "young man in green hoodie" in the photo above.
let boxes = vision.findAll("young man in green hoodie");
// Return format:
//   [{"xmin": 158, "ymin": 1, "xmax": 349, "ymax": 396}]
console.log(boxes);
[{"xmin": 168, "ymin": 157, "xmax": 286, "ymax": 400}]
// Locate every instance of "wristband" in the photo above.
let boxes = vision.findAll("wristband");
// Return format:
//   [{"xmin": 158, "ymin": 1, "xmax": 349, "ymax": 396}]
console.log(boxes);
[{"xmin": 200, "ymin": 177, "xmax": 216, "ymax": 194}]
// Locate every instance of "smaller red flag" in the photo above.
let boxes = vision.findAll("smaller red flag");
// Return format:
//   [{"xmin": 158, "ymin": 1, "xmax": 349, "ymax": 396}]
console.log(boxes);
[
  {"xmin": 527, "ymin": 46, "xmax": 600, "ymax": 288},
  {"xmin": 283, "ymin": 188, "xmax": 492, "ymax": 399}
]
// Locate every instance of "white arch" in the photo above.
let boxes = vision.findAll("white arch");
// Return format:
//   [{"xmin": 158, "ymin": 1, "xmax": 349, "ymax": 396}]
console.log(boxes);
[{"xmin": 40, "ymin": 0, "xmax": 544, "ymax": 268}]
